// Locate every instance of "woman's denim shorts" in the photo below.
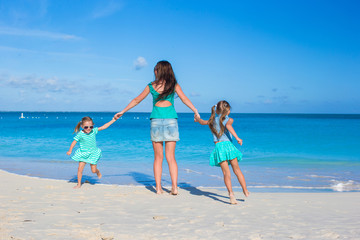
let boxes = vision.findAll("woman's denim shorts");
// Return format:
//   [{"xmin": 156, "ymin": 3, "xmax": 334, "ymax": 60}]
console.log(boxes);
[{"xmin": 150, "ymin": 118, "xmax": 180, "ymax": 142}]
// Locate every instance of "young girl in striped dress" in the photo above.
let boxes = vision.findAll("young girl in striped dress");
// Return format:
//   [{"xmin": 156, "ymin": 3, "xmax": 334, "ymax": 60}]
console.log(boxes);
[
  {"xmin": 67, "ymin": 116, "xmax": 117, "ymax": 189},
  {"xmin": 195, "ymin": 100, "xmax": 249, "ymax": 204}
]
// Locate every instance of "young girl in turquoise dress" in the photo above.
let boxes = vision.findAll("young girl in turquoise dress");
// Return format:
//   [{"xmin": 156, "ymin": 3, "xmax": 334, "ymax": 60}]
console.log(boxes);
[
  {"xmin": 67, "ymin": 116, "xmax": 117, "ymax": 189},
  {"xmin": 114, "ymin": 60, "xmax": 199, "ymax": 195},
  {"xmin": 195, "ymin": 100, "xmax": 249, "ymax": 204}
]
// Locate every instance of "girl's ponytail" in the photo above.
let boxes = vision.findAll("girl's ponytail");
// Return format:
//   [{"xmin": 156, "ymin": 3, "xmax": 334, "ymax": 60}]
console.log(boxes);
[
  {"xmin": 218, "ymin": 110, "xmax": 227, "ymax": 138},
  {"xmin": 208, "ymin": 105, "xmax": 218, "ymax": 137},
  {"xmin": 74, "ymin": 121, "xmax": 82, "ymax": 133},
  {"xmin": 208, "ymin": 101, "xmax": 231, "ymax": 138}
]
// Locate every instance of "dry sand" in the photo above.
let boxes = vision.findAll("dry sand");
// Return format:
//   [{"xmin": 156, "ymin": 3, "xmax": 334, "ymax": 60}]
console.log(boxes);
[{"xmin": 1, "ymin": 169, "xmax": 359, "ymax": 240}]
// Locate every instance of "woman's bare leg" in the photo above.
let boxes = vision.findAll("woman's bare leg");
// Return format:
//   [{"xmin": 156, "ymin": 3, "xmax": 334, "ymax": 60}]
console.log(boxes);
[
  {"xmin": 152, "ymin": 141, "xmax": 164, "ymax": 194},
  {"xmin": 165, "ymin": 141, "xmax": 178, "ymax": 195},
  {"xmin": 230, "ymin": 159, "xmax": 250, "ymax": 197}
]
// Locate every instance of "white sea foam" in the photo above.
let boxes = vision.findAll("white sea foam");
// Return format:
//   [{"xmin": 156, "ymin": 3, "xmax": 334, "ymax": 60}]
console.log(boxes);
[
  {"xmin": 307, "ymin": 174, "xmax": 337, "ymax": 179},
  {"xmin": 184, "ymin": 169, "xmax": 202, "ymax": 174},
  {"xmin": 248, "ymin": 180, "xmax": 360, "ymax": 192},
  {"xmin": 249, "ymin": 185, "xmax": 329, "ymax": 190},
  {"xmin": 330, "ymin": 180, "xmax": 360, "ymax": 192},
  {"xmin": 209, "ymin": 175, "xmax": 222, "ymax": 179}
]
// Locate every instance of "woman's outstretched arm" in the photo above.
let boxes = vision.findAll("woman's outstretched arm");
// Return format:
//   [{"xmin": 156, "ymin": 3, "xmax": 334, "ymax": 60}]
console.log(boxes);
[
  {"xmin": 114, "ymin": 86, "xmax": 150, "ymax": 119},
  {"xmin": 175, "ymin": 84, "xmax": 199, "ymax": 117}
]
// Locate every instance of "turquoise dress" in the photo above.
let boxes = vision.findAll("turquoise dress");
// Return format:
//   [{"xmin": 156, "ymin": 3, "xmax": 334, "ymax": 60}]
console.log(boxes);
[
  {"xmin": 209, "ymin": 116, "xmax": 242, "ymax": 167},
  {"xmin": 71, "ymin": 127, "xmax": 102, "ymax": 165}
]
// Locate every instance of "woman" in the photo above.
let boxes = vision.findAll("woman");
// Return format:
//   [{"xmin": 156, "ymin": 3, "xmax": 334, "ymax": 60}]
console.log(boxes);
[{"xmin": 114, "ymin": 60, "xmax": 199, "ymax": 195}]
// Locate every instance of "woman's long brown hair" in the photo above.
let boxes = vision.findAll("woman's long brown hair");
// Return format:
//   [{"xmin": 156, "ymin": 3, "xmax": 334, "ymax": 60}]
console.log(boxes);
[
  {"xmin": 208, "ymin": 100, "xmax": 231, "ymax": 138},
  {"xmin": 153, "ymin": 60, "xmax": 177, "ymax": 100}
]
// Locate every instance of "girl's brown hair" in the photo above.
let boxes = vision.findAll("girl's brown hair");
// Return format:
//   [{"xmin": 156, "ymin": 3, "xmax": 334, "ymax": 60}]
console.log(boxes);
[
  {"xmin": 208, "ymin": 100, "xmax": 231, "ymax": 138},
  {"xmin": 74, "ymin": 116, "xmax": 93, "ymax": 133},
  {"xmin": 153, "ymin": 60, "xmax": 177, "ymax": 100}
]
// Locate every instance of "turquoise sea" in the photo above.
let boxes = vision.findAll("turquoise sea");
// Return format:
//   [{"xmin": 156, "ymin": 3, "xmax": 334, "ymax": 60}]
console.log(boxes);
[{"xmin": 0, "ymin": 112, "xmax": 359, "ymax": 192}]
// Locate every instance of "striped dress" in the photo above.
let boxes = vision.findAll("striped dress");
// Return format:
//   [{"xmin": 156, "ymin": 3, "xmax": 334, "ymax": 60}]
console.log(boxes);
[{"xmin": 71, "ymin": 127, "xmax": 102, "ymax": 164}]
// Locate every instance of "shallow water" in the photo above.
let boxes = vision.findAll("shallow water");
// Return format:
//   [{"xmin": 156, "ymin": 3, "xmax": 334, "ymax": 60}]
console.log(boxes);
[{"xmin": 0, "ymin": 112, "xmax": 359, "ymax": 192}]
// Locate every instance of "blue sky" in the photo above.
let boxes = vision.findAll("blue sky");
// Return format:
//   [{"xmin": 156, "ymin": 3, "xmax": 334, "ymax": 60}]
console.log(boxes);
[{"xmin": 0, "ymin": 0, "xmax": 359, "ymax": 113}]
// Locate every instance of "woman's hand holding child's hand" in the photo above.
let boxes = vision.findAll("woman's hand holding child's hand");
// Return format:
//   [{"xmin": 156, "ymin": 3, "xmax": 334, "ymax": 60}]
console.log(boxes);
[
  {"xmin": 114, "ymin": 112, "xmax": 123, "ymax": 120},
  {"xmin": 194, "ymin": 112, "xmax": 200, "ymax": 119},
  {"xmin": 194, "ymin": 113, "xmax": 200, "ymax": 122}
]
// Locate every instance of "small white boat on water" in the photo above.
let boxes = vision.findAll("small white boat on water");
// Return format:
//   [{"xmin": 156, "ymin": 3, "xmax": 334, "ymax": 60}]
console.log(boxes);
[{"xmin": 19, "ymin": 113, "xmax": 25, "ymax": 119}]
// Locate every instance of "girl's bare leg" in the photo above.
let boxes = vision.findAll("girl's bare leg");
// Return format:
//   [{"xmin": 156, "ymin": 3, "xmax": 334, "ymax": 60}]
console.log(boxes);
[
  {"xmin": 90, "ymin": 164, "xmax": 102, "ymax": 179},
  {"xmin": 165, "ymin": 141, "xmax": 178, "ymax": 195},
  {"xmin": 219, "ymin": 161, "xmax": 237, "ymax": 204},
  {"xmin": 74, "ymin": 162, "xmax": 86, "ymax": 189},
  {"xmin": 230, "ymin": 159, "xmax": 250, "ymax": 197},
  {"xmin": 152, "ymin": 141, "xmax": 164, "ymax": 194}
]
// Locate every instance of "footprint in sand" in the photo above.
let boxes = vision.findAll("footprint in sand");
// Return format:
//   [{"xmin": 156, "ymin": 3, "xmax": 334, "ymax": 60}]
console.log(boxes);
[{"xmin": 153, "ymin": 216, "xmax": 167, "ymax": 220}]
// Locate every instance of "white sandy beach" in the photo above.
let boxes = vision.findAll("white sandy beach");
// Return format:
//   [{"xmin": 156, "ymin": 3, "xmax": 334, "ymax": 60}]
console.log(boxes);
[{"xmin": 1, "ymin": 169, "xmax": 359, "ymax": 240}]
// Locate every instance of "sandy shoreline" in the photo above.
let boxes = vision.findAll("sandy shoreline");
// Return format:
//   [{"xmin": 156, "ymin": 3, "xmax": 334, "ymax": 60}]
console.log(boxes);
[{"xmin": 1, "ymin": 169, "xmax": 359, "ymax": 240}]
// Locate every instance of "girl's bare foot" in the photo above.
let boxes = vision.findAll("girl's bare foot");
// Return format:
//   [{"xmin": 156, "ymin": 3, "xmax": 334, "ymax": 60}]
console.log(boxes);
[
  {"xmin": 97, "ymin": 170, "xmax": 102, "ymax": 179},
  {"xmin": 229, "ymin": 194, "xmax": 238, "ymax": 205},
  {"xmin": 73, "ymin": 184, "xmax": 81, "ymax": 189},
  {"xmin": 243, "ymin": 190, "xmax": 250, "ymax": 197}
]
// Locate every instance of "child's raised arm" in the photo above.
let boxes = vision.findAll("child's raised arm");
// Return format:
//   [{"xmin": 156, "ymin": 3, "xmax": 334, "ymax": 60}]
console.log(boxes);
[
  {"xmin": 225, "ymin": 118, "xmax": 243, "ymax": 145},
  {"xmin": 194, "ymin": 114, "xmax": 208, "ymax": 125},
  {"xmin": 98, "ymin": 118, "xmax": 117, "ymax": 131},
  {"xmin": 67, "ymin": 140, "xmax": 77, "ymax": 155}
]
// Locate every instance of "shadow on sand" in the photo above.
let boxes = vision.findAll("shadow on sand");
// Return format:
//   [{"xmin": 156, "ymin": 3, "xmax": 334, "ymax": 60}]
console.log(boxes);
[
  {"xmin": 125, "ymin": 172, "xmax": 245, "ymax": 204},
  {"xmin": 68, "ymin": 175, "xmax": 101, "ymax": 185},
  {"xmin": 128, "ymin": 171, "xmax": 166, "ymax": 194},
  {"xmin": 179, "ymin": 182, "xmax": 245, "ymax": 205},
  {"xmin": 69, "ymin": 171, "xmax": 245, "ymax": 204}
]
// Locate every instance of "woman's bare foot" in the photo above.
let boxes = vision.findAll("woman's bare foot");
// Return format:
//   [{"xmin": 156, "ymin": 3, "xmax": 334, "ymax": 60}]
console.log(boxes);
[
  {"xmin": 73, "ymin": 184, "xmax": 81, "ymax": 189},
  {"xmin": 156, "ymin": 188, "xmax": 164, "ymax": 194},
  {"xmin": 170, "ymin": 187, "xmax": 178, "ymax": 195},
  {"xmin": 229, "ymin": 194, "xmax": 238, "ymax": 205},
  {"xmin": 97, "ymin": 170, "xmax": 102, "ymax": 179},
  {"xmin": 243, "ymin": 189, "xmax": 250, "ymax": 197}
]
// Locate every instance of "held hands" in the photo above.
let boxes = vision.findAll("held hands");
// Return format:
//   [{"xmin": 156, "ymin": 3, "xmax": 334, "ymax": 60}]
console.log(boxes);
[
  {"xmin": 66, "ymin": 150, "xmax": 72, "ymax": 156},
  {"xmin": 194, "ymin": 114, "xmax": 199, "ymax": 122},
  {"xmin": 194, "ymin": 112, "xmax": 201, "ymax": 122},
  {"xmin": 194, "ymin": 111, "xmax": 200, "ymax": 119},
  {"xmin": 114, "ymin": 112, "xmax": 124, "ymax": 120}
]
